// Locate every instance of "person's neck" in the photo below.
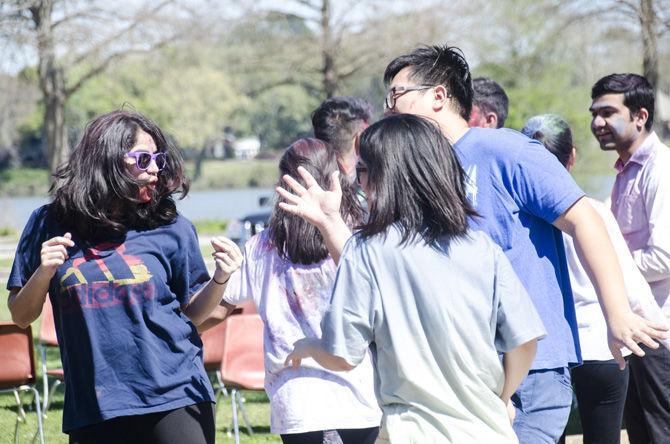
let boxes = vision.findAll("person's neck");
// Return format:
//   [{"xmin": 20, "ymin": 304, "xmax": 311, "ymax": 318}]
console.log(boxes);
[
  {"xmin": 434, "ymin": 113, "xmax": 471, "ymax": 145},
  {"xmin": 618, "ymin": 130, "xmax": 651, "ymax": 164}
]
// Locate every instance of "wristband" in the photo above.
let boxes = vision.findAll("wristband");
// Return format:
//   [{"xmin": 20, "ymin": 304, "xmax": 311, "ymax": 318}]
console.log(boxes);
[{"xmin": 213, "ymin": 275, "xmax": 230, "ymax": 285}]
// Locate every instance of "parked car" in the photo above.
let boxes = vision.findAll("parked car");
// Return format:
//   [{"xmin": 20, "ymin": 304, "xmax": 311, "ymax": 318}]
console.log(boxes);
[{"xmin": 226, "ymin": 197, "xmax": 272, "ymax": 248}]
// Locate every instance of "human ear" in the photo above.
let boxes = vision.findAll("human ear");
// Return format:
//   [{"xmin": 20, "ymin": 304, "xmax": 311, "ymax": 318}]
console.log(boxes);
[
  {"xmin": 634, "ymin": 107, "xmax": 649, "ymax": 130},
  {"xmin": 433, "ymin": 85, "xmax": 449, "ymax": 109}
]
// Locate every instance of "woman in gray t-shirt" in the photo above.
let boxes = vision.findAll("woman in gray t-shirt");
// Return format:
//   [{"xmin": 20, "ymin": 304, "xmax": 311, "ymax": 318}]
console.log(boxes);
[{"xmin": 279, "ymin": 114, "xmax": 545, "ymax": 443}]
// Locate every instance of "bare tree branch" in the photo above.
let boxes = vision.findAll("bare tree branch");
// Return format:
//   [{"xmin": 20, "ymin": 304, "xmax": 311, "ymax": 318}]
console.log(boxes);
[
  {"xmin": 66, "ymin": 0, "xmax": 175, "ymax": 69},
  {"xmin": 65, "ymin": 30, "xmax": 182, "ymax": 97}
]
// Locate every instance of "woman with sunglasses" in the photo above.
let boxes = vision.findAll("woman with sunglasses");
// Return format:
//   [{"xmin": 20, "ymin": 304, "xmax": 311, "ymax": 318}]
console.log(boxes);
[
  {"xmin": 208, "ymin": 138, "xmax": 380, "ymax": 444},
  {"xmin": 280, "ymin": 114, "xmax": 546, "ymax": 443},
  {"xmin": 6, "ymin": 110, "xmax": 241, "ymax": 444}
]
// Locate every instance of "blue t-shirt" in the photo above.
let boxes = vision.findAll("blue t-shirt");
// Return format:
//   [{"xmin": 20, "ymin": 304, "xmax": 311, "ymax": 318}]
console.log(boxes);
[
  {"xmin": 7, "ymin": 206, "xmax": 215, "ymax": 432},
  {"xmin": 454, "ymin": 128, "xmax": 584, "ymax": 369}
]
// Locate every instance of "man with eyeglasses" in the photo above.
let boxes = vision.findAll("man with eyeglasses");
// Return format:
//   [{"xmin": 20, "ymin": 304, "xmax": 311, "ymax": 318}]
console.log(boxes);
[{"xmin": 382, "ymin": 44, "xmax": 667, "ymax": 443}]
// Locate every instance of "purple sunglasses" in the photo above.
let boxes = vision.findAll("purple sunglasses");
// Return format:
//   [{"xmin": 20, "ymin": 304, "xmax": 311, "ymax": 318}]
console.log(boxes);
[{"xmin": 125, "ymin": 151, "xmax": 167, "ymax": 171}]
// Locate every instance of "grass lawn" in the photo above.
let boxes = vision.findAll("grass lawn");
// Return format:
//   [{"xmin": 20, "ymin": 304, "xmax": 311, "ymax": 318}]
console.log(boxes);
[{"xmin": 0, "ymin": 286, "xmax": 281, "ymax": 443}]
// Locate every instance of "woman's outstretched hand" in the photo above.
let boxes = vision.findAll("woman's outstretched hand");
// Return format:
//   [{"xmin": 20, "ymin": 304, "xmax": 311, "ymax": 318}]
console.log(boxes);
[{"xmin": 276, "ymin": 166, "xmax": 343, "ymax": 230}]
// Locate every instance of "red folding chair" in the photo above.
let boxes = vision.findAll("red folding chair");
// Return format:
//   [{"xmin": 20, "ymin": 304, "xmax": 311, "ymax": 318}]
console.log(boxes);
[
  {"xmin": 219, "ymin": 314, "xmax": 265, "ymax": 444},
  {"xmin": 0, "ymin": 323, "xmax": 45, "ymax": 444},
  {"xmin": 201, "ymin": 318, "xmax": 229, "ymax": 407},
  {"xmin": 38, "ymin": 297, "xmax": 64, "ymax": 415}
]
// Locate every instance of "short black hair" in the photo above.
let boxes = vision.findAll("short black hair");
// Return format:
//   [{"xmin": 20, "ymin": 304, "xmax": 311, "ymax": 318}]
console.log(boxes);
[
  {"xmin": 383, "ymin": 44, "xmax": 473, "ymax": 120},
  {"xmin": 591, "ymin": 73, "xmax": 655, "ymax": 132},
  {"xmin": 269, "ymin": 138, "xmax": 363, "ymax": 264},
  {"xmin": 358, "ymin": 114, "xmax": 477, "ymax": 245},
  {"xmin": 472, "ymin": 77, "xmax": 509, "ymax": 128},
  {"xmin": 50, "ymin": 110, "xmax": 188, "ymax": 240},
  {"xmin": 311, "ymin": 96, "xmax": 372, "ymax": 156}
]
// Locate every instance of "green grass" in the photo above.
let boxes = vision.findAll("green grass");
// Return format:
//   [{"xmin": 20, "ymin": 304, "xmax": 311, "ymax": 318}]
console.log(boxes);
[
  {"xmin": 0, "ymin": 168, "xmax": 51, "ymax": 197},
  {"xmin": 0, "ymin": 159, "xmax": 279, "ymax": 198},
  {"xmin": 194, "ymin": 219, "xmax": 230, "ymax": 235},
  {"xmin": 185, "ymin": 159, "xmax": 278, "ymax": 190}
]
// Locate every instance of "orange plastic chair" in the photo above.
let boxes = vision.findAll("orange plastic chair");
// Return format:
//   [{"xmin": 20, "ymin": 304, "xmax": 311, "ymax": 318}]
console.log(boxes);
[
  {"xmin": 0, "ymin": 323, "xmax": 45, "ymax": 444},
  {"xmin": 201, "ymin": 319, "xmax": 229, "ymax": 406},
  {"xmin": 38, "ymin": 297, "xmax": 64, "ymax": 415},
  {"xmin": 219, "ymin": 314, "xmax": 265, "ymax": 444}
]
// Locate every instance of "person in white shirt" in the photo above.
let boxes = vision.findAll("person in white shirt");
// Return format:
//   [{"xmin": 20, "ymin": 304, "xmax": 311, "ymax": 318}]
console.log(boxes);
[
  {"xmin": 205, "ymin": 138, "xmax": 381, "ymax": 444},
  {"xmin": 522, "ymin": 113, "xmax": 669, "ymax": 444}
]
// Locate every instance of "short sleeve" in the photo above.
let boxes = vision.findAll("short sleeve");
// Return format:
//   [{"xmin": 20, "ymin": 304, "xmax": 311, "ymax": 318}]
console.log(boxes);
[
  {"xmin": 7, "ymin": 206, "xmax": 51, "ymax": 291},
  {"xmin": 321, "ymin": 239, "xmax": 377, "ymax": 366},
  {"xmin": 512, "ymin": 140, "xmax": 585, "ymax": 223},
  {"xmin": 222, "ymin": 238, "xmax": 256, "ymax": 305},
  {"xmin": 493, "ymin": 245, "xmax": 547, "ymax": 352},
  {"xmin": 172, "ymin": 219, "xmax": 210, "ymax": 305}
]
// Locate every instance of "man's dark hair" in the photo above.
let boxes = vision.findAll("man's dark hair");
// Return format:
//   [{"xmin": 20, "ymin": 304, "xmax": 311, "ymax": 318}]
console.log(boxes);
[
  {"xmin": 358, "ymin": 114, "xmax": 477, "ymax": 245},
  {"xmin": 269, "ymin": 138, "xmax": 363, "ymax": 264},
  {"xmin": 383, "ymin": 44, "xmax": 473, "ymax": 120},
  {"xmin": 591, "ymin": 73, "xmax": 655, "ymax": 132},
  {"xmin": 50, "ymin": 109, "xmax": 188, "ymax": 240},
  {"xmin": 311, "ymin": 96, "xmax": 372, "ymax": 155},
  {"xmin": 472, "ymin": 77, "xmax": 509, "ymax": 128}
]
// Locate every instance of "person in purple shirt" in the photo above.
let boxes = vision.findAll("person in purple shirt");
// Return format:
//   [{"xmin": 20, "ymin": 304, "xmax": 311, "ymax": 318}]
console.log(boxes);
[
  {"xmin": 590, "ymin": 73, "xmax": 670, "ymax": 444},
  {"xmin": 381, "ymin": 43, "xmax": 667, "ymax": 443}
]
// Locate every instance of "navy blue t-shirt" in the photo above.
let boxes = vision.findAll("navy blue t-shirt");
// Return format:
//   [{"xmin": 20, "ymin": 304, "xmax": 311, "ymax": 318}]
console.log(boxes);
[
  {"xmin": 7, "ymin": 206, "xmax": 215, "ymax": 432},
  {"xmin": 455, "ymin": 128, "xmax": 584, "ymax": 370}
]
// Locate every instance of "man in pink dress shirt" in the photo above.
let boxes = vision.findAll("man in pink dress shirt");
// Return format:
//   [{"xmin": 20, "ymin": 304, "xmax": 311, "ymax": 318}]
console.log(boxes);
[{"xmin": 590, "ymin": 73, "xmax": 670, "ymax": 443}]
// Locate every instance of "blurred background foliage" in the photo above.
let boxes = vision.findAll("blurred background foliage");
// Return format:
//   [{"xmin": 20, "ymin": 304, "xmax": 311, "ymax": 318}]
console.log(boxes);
[{"xmin": 0, "ymin": 0, "xmax": 668, "ymax": 197}]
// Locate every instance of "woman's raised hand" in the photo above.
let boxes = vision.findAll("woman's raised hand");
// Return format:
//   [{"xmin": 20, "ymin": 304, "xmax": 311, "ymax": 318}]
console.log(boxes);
[
  {"xmin": 210, "ymin": 236, "xmax": 243, "ymax": 283},
  {"xmin": 276, "ymin": 166, "xmax": 342, "ymax": 229},
  {"xmin": 39, "ymin": 233, "xmax": 75, "ymax": 278}
]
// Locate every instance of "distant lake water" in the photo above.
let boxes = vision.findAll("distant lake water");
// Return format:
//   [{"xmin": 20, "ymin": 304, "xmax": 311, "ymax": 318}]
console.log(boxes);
[
  {"xmin": 0, "ymin": 175, "xmax": 616, "ymax": 233},
  {"xmin": 0, "ymin": 187, "xmax": 275, "ymax": 232}
]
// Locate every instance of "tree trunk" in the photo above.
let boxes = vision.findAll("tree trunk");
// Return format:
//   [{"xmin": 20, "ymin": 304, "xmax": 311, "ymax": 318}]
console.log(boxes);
[
  {"xmin": 31, "ymin": 0, "xmax": 69, "ymax": 176},
  {"xmin": 320, "ymin": 0, "xmax": 338, "ymax": 98},
  {"xmin": 639, "ymin": 0, "xmax": 662, "ymax": 132}
]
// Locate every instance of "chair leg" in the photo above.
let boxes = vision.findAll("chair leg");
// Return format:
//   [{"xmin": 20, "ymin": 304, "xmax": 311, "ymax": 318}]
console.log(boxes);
[
  {"xmin": 13, "ymin": 390, "xmax": 26, "ymax": 421},
  {"xmin": 237, "ymin": 394, "xmax": 254, "ymax": 436},
  {"xmin": 40, "ymin": 346, "xmax": 49, "ymax": 413},
  {"xmin": 45, "ymin": 379, "xmax": 62, "ymax": 413},
  {"xmin": 14, "ymin": 416, "xmax": 20, "ymax": 444},
  {"xmin": 231, "ymin": 389, "xmax": 240, "ymax": 444},
  {"xmin": 29, "ymin": 387, "xmax": 45, "ymax": 444},
  {"xmin": 216, "ymin": 370, "xmax": 228, "ymax": 397}
]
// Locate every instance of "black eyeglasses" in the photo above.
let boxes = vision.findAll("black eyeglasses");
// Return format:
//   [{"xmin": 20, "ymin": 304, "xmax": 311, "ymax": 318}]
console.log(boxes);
[
  {"xmin": 385, "ymin": 85, "xmax": 434, "ymax": 110},
  {"xmin": 355, "ymin": 163, "xmax": 368, "ymax": 186},
  {"xmin": 125, "ymin": 152, "xmax": 167, "ymax": 171}
]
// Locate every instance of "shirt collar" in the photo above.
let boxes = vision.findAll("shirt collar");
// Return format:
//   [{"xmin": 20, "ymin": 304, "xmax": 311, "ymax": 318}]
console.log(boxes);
[{"xmin": 614, "ymin": 132, "xmax": 659, "ymax": 172}]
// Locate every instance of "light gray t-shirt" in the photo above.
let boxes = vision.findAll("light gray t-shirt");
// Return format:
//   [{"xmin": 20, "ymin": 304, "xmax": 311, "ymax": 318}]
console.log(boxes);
[{"xmin": 321, "ymin": 227, "xmax": 546, "ymax": 444}]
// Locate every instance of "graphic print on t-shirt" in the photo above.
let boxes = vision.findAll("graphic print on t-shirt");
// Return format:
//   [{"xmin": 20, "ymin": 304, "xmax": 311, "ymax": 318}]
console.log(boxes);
[
  {"xmin": 464, "ymin": 164, "xmax": 478, "ymax": 207},
  {"xmin": 58, "ymin": 243, "xmax": 156, "ymax": 312}
]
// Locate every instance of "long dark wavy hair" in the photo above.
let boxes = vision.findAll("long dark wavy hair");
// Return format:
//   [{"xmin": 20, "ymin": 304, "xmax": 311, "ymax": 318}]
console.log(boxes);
[
  {"xmin": 358, "ymin": 114, "xmax": 477, "ymax": 245},
  {"xmin": 268, "ymin": 138, "xmax": 363, "ymax": 264},
  {"xmin": 50, "ymin": 110, "xmax": 189, "ymax": 240}
]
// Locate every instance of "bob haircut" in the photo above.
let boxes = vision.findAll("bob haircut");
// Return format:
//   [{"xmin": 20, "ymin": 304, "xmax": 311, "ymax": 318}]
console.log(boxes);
[
  {"xmin": 383, "ymin": 44, "xmax": 473, "ymax": 121},
  {"xmin": 358, "ymin": 114, "xmax": 476, "ymax": 245},
  {"xmin": 268, "ymin": 138, "xmax": 363, "ymax": 265},
  {"xmin": 521, "ymin": 114, "xmax": 574, "ymax": 167},
  {"xmin": 50, "ymin": 110, "xmax": 188, "ymax": 240}
]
